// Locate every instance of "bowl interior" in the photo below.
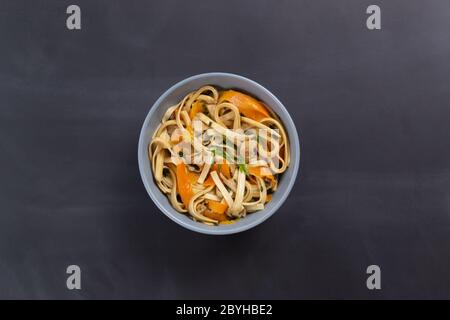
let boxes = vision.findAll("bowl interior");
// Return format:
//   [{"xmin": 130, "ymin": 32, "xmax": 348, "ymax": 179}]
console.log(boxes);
[{"xmin": 138, "ymin": 73, "xmax": 300, "ymax": 235}]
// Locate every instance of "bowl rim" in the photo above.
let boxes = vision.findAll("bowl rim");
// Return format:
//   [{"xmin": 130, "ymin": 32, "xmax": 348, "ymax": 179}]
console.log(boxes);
[{"xmin": 138, "ymin": 72, "xmax": 300, "ymax": 235}]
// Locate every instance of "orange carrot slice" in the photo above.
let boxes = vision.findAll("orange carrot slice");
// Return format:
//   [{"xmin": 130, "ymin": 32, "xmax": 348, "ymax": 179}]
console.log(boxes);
[
  {"xmin": 219, "ymin": 90, "xmax": 270, "ymax": 121},
  {"xmin": 207, "ymin": 200, "xmax": 228, "ymax": 214}
]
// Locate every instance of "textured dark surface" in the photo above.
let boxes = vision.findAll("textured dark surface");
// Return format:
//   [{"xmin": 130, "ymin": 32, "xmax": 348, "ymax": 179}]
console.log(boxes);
[{"xmin": 0, "ymin": 0, "xmax": 449, "ymax": 299}]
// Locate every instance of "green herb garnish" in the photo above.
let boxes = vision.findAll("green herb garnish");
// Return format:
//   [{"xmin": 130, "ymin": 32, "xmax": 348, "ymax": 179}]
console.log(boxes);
[
  {"xmin": 210, "ymin": 147, "xmax": 230, "ymax": 162},
  {"xmin": 210, "ymin": 147, "xmax": 248, "ymax": 175},
  {"xmin": 237, "ymin": 156, "xmax": 249, "ymax": 175}
]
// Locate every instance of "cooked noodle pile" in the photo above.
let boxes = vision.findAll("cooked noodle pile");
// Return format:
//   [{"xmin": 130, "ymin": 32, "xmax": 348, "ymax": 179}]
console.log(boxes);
[{"xmin": 149, "ymin": 86, "xmax": 290, "ymax": 225}]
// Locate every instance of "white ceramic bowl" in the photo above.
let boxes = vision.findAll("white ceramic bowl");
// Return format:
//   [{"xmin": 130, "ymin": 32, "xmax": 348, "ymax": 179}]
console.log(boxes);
[{"xmin": 138, "ymin": 73, "xmax": 300, "ymax": 235}]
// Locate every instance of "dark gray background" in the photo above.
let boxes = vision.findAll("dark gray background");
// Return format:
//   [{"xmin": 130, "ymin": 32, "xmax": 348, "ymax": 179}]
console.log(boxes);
[{"xmin": 0, "ymin": 0, "xmax": 449, "ymax": 299}]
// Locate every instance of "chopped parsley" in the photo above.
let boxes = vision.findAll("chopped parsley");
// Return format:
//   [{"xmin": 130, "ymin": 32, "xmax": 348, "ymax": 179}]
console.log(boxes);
[{"xmin": 210, "ymin": 147, "xmax": 248, "ymax": 175}]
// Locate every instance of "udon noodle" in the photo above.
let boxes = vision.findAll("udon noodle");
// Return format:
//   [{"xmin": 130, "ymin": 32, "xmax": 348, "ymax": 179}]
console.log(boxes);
[{"xmin": 148, "ymin": 86, "xmax": 290, "ymax": 225}]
